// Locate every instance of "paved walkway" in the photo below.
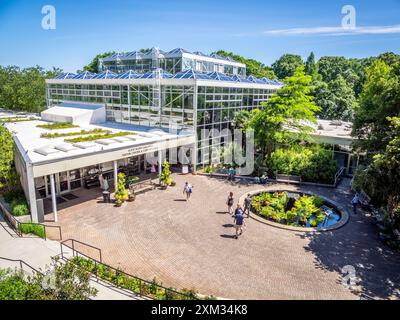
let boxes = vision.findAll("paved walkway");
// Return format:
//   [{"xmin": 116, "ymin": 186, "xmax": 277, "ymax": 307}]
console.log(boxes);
[
  {"xmin": 0, "ymin": 215, "xmax": 140, "ymax": 300},
  {"xmin": 47, "ymin": 174, "xmax": 400, "ymax": 300}
]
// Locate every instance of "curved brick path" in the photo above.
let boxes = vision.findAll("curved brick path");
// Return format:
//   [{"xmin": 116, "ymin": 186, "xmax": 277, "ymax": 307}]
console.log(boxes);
[{"xmin": 50, "ymin": 174, "xmax": 400, "ymax": 300}]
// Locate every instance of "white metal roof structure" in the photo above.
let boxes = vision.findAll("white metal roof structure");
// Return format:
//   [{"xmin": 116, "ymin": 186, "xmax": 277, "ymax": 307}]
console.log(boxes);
[{"xmin": 41, "ymin": 103, "xmax": 106, "ymax": 125}]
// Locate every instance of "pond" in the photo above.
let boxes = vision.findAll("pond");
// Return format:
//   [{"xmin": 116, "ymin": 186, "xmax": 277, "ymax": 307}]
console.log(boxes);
[{"xmin": 250, "ymin": 191, "xmax": 342, "ymax": 229}]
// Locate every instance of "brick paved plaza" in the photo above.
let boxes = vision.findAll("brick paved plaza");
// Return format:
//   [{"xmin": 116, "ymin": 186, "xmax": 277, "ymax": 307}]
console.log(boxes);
[{"xmin": 48, "ymin": 174, "xmax": 400, "ymax": 300}]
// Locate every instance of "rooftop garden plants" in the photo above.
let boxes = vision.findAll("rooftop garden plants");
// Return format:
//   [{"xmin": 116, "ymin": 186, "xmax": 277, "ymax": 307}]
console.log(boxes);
[
  {"xmin": 37, "ymin": 123, "xmax": 79, "ymax": 130},
  {"xmin": 41, "ymin": 128, "xmax": 109, "ymax": 139},
  {"xmin": 64, "ymin": 131, "xmax": 134, "ymax": 143},
  {"xmin": 251, "ymin": 191, "xmax": 330, "ymax": 228},
  {"xmin": 0, "ymin": 117, "xmax": 36, "ymax": 123}
]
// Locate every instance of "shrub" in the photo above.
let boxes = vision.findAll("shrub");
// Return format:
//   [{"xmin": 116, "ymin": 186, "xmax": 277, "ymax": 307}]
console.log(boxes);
[
  {"xmin": 268, "ymin": 145, "xmax": 338, "ymax": 184},
  {"xmin": 19, "ymin": 223, "xmax": 45, "ymax": 238},
  {"xmin": 71, "ymin": 256, "xmax": 204, "ymax": 300},
  {"xmin": 159, "ymin": 160, "xmax": 172, "ymax": 186},
  {"xmin": 10, "ymin": 198, "xmax": 29, "ymax": 216},
  {"xmin": 114, "ymin": 173, "xmax": 128, "ymax": 205}
]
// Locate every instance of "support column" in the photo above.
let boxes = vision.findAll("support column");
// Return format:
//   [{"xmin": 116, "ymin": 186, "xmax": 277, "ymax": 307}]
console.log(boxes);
[
  {"xmin": 50, "ymin": 174, "xmax": 58, "ymax": 222},
  {"xmin": 346, "ymin": 153, "xmax": 352, "ymax": 175},
  {"xmin": 158, "ymin": 150, "xmax": 162, "ymax": 183},
  {"xmin": 26, "ymin": 163, "xmax": 41, "ymax": 223},
  {"xmin": 114, "ymin": 160, "xmax": 118, "ymax": 192}
]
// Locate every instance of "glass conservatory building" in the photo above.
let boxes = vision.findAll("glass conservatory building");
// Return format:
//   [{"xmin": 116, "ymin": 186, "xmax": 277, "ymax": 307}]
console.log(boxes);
[
  {"xmin": 46, "ymin": 60, "xmax": 283, "ymax": 165},
  {"xmin": 99, "ymin": 47, "xmax": 247, "ymax": 76}
]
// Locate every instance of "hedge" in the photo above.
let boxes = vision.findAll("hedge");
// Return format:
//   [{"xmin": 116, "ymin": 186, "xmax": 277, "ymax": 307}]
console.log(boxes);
[
  {"xmin": 19, "ymin": 223, "xmax": 45, "ymax": 239},
  {"xmin": 268, "ymin": 145, "xmax": 338, "ymax": 184},
  {"xmin": 37, "ymin": 123, "xmax": 79, "ymax": 130}
]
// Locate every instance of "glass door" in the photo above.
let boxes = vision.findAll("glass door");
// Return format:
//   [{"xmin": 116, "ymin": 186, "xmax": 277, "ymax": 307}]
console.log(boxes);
[{"xmin": 58, "ymin": 171, "xmax": 70, "ymax": 194}]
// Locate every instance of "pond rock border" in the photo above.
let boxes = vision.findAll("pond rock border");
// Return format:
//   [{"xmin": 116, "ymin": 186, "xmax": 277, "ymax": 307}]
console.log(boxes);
[{"xmin": 239, "ymin": 189, "xmax": 349, "ymax": 232}]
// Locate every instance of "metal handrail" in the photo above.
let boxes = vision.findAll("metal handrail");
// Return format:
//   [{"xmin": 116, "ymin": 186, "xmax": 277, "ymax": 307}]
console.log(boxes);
[
  {"xmin": 60, "ymin": 239, "xmax": 102, "ymax": 262},
  {"xmin": 0, "ymin": 256, "xmax": 42, "ymax": 275},
  {"xmin": 0, "ymin": 200, "xmax": 62, "ymax": 240},
  {"xmin": 60, "ymin": 238, "xmax": 196, "ymax": 300}
]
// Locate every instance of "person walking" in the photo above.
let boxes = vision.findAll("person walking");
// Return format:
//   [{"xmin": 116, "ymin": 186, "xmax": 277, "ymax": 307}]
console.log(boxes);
[
  {"xmin": 243, "ymin": 194, "xmax": 252, "ymax": 217},
  {"xmin": 233, "ymin": 207, "xmax": 246, "ymax": 239},
  {"xmin": 183, "ymin": 182, "xmax": 193, "ymax": 201},
  {"xmin": 352, "ymin": 193, "xmax": 360, "ymax": 215},
  {"xmin": 233, "ymin": 203, "xmax": 243, "ymax": 218},
  {"xmin": 226, "ymin": 192, "xmax": 234, "ymax": 215}
]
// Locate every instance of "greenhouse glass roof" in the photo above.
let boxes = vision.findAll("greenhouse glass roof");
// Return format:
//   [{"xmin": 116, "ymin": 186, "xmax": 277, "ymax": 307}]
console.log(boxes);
[
  {"xmin": 72, "ymin": 71, "xmax": 96, "ymax": 79},
  {"xmin": 54, "ymin": 73, "xmax": 76, "ymax": 79},
  {"xmin": 52, "ymin": 68, "xmax": 281, "ymax": 86},
  {"xmin": 92, "ymin": 71, "xmax": 118, "ymax": 79}
]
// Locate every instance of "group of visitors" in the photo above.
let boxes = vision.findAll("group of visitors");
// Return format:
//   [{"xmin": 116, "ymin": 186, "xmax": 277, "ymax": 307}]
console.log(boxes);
[{"xmin": 226, "ymin": 192, "xmax": 252, "ymax": 239}]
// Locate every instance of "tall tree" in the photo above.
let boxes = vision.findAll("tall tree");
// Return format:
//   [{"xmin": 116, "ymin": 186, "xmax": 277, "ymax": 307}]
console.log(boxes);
[
  {"xmin": 213, "ymin": 50, "xmax": 276, "ymax": 79},
  {"xmin": 0, "ymin": 126, "xmax": 15, "ymax": 192},
  {"xmin": 305, "ymin": 52, "xmax": 318, "ymax": 77},
  {"xmin": 352, "ymin": 59, "xmax": 400, "ymax": 153},
  {"xmin": 272, "ymin": 54, "xmax": 304, "ymax": 80},
  {"xmin": 0, "ymin": 66, "xmax": 60, "ymax": 112},
  {"xmin": 314, "ymin": 75, "xmax": 357, "ymax": 121},
  {"xmin": 248, "ymin": 66, "xmax": 320, "ymax": 158},
  {"xmin": 83, "ymin": 52, "xmax": 116, "ymax": 73}
]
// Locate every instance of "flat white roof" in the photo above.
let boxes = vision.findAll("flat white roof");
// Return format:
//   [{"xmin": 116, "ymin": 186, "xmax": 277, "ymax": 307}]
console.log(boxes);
[{"xmin": 5, "ymin": 119, "xmax": 194, "ymax": 166}]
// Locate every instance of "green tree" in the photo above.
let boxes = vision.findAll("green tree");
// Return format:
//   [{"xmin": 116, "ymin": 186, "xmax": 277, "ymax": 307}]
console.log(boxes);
[
  {"xmin": 305, "ymin": 52, "xmax": 318, "ymax": 78},
  {"xmin": 83, "ymin": 52, "xmax": 116, "ymax": 73},
  {"xmin": 0, "ymin": 126, "xmax": 16, "ymax": 192},
  {"xmin": 352, "ymin": 59, "xmax": 400, "ymax": 153},
  {"xmin": 248, "ymin": 66, "xmax": 320, "ymax": 158},
  {"xmin": 353, "ymin": 117, "xmax": 400, "ymax": 233},
  {"xmin": 213, "ymin": 50, "xmax": 276, "ymax": 79},
  {"xmin": 232, "ymin": 109, "xmax": 252, "ymax": 130},
  {"xmin": 314, "ymin": 75, "xmax": 357, "ymax": 121},
  {"xmin": 0, "ymin": 65, "xmax": 61, "ymax": 112},
  {"xmin": 272, "ymin": 54, "xmax": 304, "ymax": 80}
]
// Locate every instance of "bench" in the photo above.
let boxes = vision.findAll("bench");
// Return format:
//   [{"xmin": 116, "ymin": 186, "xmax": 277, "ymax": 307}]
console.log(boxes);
[
  {"xmin": 129, "ymin": 178, "xmax": 156, "ymax": 195},
  {"xmin": 276, "ymin": 174, "xmax": 302, "ymax": 184}
]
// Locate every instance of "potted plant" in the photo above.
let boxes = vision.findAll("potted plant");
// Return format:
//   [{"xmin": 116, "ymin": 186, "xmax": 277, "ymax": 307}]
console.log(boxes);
[
  {"xmin": 159, "ymin": 160, "xmax": 172, "ymax": 189},
  {"xmin": 127, "ymin": 187, "xmax": 136, "ymax": 202},
  {"xmin": 115, "ymin": 173, "xmax": 128, "ymax": 207}
]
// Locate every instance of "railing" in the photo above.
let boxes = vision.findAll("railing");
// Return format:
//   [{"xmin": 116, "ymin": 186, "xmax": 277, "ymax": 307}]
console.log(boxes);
[
  {"xmin": 333, "ymin": 167, "xmax": 346, "ymax": 187},
  {"xmin": 360, "ymin": 293, "xmax": 377, "ymax": 300},
  {"xmin": 60, "ymin": 239, "xmax": 102, "ymax": 262},
  {"xmin": 0, "ymin": 201, "xmax": 62, "ymax": 240},
  {"xmin": 0, "ymin": 199, "xmax": 21, "ymax": 236},
  {"xmin": 0, "ymin": 256, "xmax": 42, "ymax": 275},
  {"xmin": 60, "ymin": 238, "xmax": 197, "ymax": 300}
]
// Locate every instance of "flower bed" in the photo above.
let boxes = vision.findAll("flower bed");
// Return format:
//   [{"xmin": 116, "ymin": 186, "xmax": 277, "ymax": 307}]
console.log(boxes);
[{"xmin": 251, "ymin": 191, "xmax": 341, "ymax": 228}]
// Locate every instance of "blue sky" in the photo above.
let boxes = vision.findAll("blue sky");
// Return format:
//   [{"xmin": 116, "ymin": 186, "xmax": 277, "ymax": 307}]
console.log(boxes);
[{"xmin": 0, "ymin": 0, "xmax": 399, "ymax": 72}]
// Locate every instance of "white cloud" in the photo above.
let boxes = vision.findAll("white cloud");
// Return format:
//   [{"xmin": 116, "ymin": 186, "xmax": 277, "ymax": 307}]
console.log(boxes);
[{"xmin": 263, "ymin": 25, "xmax": 400, "ymax": 36}]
